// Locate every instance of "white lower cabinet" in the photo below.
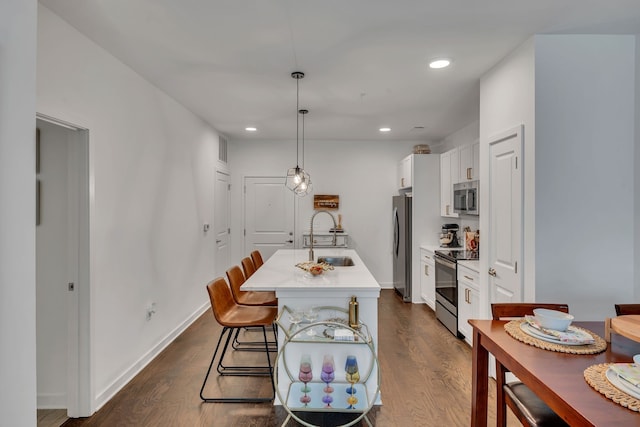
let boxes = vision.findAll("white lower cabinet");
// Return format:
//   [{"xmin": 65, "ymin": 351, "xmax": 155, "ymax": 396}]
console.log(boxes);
[
  {"xmin": 457, "ymin": 264, "xmax": 480, "ymax": 346},
  {"xmin": 420, "ymin": 248, "xmax": 435, "ymax": 310}
]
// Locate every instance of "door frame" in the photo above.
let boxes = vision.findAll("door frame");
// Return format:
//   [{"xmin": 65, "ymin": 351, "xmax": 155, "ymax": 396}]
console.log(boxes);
[{"xmin": 36, "ymin": 113, "xmax": 92, "ymax": 417}]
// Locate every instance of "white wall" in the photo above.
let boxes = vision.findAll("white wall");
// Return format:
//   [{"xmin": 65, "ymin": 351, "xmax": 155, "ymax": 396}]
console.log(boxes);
[
  {"xmin": 1, "ymin": 0, "xmax": 38, "ymax": 424},
  {"xmin": 228, "ymin": 139, "xmax": 420, "ymax": 286},
  {"xmin": 534, "ymin": 35, "xmax": 635, "ymax": 318},
  {"xmin": 435, "ymin": 120, "xmax": 479, "ymax": 153},
  {"xmin": 636, "ymin": 35, "xmax": 640, "ymax": 301},
  {"xmin": 479, "ymin": 39, "xmax": 536, "ymax": 317},
  {"xmin": 480, "ymin": 35, "xmax": 636, "ymax": 320},
  {"xmin": 37, "ymin": 4, "xmax": 221, "ymax": 411}
]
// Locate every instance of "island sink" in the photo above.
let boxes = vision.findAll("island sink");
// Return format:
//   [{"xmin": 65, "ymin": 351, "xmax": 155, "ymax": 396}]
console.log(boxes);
[{"xmin": 317, "ymin": 256, "xmax": 355, "ymax": 266}]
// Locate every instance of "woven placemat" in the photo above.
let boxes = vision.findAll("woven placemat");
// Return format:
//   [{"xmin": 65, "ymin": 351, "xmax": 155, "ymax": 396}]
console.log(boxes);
[
  {"xmin": 504, "ymin": 319, "xmax": 607, "ymax": 354},
  {"xmin": 584, "ymin": 363, "xmax": 640, "ymax": 412}
]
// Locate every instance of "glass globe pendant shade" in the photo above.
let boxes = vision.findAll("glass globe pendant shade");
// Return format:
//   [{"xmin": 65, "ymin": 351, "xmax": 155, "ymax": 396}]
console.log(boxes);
[{"xmin": 286, "ymin": 166, "xmax": 312, "ymax": 196}]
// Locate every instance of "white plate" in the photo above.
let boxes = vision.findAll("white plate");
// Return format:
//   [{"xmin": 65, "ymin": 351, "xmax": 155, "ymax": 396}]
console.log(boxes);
[
  {"xmin": 519, "ymin": 322, "xmax": 592, "ymax": 346},
  {"xmin": 606, "ymin": 367, "xmax": 640, "ymax": 400}
]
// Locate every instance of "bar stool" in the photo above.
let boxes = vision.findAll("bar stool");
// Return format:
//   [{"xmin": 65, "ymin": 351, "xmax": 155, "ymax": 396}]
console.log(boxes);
[
  {"xmin": 199, "ymin": 277, "xmax": 277, "ymax": 403},
  {"xmin": 251, "ymin": 250, "xmax": 264, "ymax": 269},
  {"xmin": 491, "ymin": 303, "xmax": 570, "ymax": 427},
  {"xmin": 226, "ymin": 265, "xmax": 277, "ymax": 306},
  {"xmin": 241, "ymin": 256, "xmax": 256, "ymax": 279},
  {"xmin": 227, "ymin": 265, "xmax": 278, "ymax": 351}
]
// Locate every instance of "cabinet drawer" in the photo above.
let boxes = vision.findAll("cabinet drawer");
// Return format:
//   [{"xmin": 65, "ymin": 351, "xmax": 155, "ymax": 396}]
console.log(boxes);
[{"xmin": 457, "ymin": 265, "xmax": 479, "ymax": 290}]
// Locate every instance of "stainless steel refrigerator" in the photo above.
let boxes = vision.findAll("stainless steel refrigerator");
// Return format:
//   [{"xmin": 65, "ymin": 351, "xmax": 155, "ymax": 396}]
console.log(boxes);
[{"xmin": 392, "ymin": 194, "xmax": 412, "ymax": 302}]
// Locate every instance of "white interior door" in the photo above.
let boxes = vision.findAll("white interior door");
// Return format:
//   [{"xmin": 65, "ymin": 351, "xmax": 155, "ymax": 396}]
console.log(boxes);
[
  {"xmin": 214, "ymin": 170, "xmax": 230, "ymax": 276},
  {"xmin": 36, "ymin": 116, "xmax": 91, "ymax": 417},
  {"xmin": 488, "ymin": 125, "xmax": 523, "ymax": 303},
  {"xmin": 244, "ymin": 176, "xmax": 295, "ymax": 260}
]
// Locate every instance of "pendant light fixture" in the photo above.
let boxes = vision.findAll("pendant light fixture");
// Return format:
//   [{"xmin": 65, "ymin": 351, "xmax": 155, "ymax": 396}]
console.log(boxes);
[{"xmin": 285, "ymin": 71, "xmax": 312, "ymax": 197}]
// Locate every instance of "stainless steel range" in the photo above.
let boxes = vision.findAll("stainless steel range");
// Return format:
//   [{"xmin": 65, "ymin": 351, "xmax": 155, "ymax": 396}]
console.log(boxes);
[{"xmin": 434, "ymin": 249, "xmax": 479, "ymax": 337}]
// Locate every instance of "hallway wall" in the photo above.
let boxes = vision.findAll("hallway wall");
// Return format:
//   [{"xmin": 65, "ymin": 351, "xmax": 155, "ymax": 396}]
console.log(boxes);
[{"xmin": 37, "ymin": 4, "xmax": 222, "ymax": 412}]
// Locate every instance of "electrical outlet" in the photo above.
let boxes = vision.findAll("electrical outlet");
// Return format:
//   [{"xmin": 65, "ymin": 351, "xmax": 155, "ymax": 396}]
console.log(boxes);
[{"xmin": 146, "ymin": 302, "xmax": 157, "ymax": 320}]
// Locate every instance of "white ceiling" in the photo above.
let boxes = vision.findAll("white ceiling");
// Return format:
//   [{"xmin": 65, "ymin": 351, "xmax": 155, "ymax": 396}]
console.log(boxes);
[{"xmin": 39, "ymin": 0, "xmax": 640, "ymax": 142}]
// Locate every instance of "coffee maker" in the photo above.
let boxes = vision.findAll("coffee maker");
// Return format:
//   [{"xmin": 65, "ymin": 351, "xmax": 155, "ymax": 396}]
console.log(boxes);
[{"xmin": 439, "ymin": 223, "xmax": 460, "ymax": 247}]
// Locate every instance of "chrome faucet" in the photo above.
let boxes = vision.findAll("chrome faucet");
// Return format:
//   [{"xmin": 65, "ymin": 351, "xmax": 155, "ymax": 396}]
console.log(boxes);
[{"xmin": 309, "ymin": 211, "xmax": 337, "ymax": 261}]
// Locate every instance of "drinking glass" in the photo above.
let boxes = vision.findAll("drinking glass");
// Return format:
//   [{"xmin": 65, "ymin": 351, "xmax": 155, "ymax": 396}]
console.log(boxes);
[
  {"xmin": 288, "ymin": 309, "xmax": 303, "ymax": 333},
  {"xmin": 304, "ymin": 306, "xmax": 318, "ymax": 336},
  {"xmin": 298, "ymin": 354, "xmax": 313, "ymax": 405},
  {"xmin": 320, "ymin": 354, "xmax": 335, "ymax": 407},
  {"xmin": 344, "ymin": 355, "xmax": 360, "ymax": 408}
]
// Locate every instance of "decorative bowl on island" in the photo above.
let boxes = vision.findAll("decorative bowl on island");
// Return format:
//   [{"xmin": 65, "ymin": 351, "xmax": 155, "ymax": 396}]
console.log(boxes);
[
  {"xmin": 533, "ymin": 308, "xmax": 574, "ymax": 331},
  {"xmin": 295, "ymin": 261, "xmax": 334, "ymax": 276}
]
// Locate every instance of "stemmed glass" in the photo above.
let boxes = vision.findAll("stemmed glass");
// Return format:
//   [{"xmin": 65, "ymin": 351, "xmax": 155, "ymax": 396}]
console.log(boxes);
[
  {"xmin": 320, "ymin": 354, "xmax": 335, "ymax": 408},
  {"xmin": 298, "ymin": 354, "xmax": 313, "ymax": 406},
  {"xmin": 344, "ymin": 355, "xmax": 360, "ymax": 409},
  {"xmin": 304, "ymin": 306, "xmax": 318, "ymax": 336},
  {"xmin": 288, "ymin": 309, "xmax": 303, "ymax": 333}
]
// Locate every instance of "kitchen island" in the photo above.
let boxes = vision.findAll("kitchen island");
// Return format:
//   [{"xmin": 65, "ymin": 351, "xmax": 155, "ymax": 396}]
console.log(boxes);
[{"xmin": 241, "ymin": 248, "xmax": 381, "ymax": 410}]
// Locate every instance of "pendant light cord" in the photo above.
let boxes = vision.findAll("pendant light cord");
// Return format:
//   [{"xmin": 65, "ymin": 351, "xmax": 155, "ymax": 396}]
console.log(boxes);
[{"xmin": 296, "ymin": 76, "xmax": 300, "ymax": 168}]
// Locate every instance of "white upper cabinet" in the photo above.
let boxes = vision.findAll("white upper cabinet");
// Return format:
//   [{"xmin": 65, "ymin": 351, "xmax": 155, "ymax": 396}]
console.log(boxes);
[
  {"xmin": 458, "ymin": 141, "xmax": 479, "ymax": 182},
  {"xmin": 398, "ymin": 154, "xmax": 413, "ymax": 189},
  {"xmin": 440, "ymin": 149, "xmax": 459, "ymax": 217}
]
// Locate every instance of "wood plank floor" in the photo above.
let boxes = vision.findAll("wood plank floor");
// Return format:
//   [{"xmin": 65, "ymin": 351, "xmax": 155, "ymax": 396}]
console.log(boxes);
[{"xmin": 57, "ymin": 290, "xmax": 511, "ymax": 426}]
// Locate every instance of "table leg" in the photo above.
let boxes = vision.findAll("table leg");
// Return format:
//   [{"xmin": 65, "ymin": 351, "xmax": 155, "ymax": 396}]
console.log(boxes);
[{"xmin": 471, "ymin": 327, "xmax": 488, "ymax": 427}]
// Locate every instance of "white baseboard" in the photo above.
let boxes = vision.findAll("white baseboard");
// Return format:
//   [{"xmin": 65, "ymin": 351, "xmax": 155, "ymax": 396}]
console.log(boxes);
[
  {"xmin": 94, "ymin": 302, "xmax": 210, "ymax": 411},
  {"xmin": 38, "ymin": 392, "xmax": 67, "ymax": 409}
]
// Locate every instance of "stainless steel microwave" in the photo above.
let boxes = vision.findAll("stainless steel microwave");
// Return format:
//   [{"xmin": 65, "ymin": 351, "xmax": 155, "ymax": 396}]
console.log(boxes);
[{"xmin": 453, "ymin": 180, "xmax": 479, "ymax": 215}]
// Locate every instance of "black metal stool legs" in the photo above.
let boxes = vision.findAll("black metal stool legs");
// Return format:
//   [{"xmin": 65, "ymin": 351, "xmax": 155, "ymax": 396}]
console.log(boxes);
[{"xmin": 200, "ymin": 325, "xmax": 275, "ymax": 403}]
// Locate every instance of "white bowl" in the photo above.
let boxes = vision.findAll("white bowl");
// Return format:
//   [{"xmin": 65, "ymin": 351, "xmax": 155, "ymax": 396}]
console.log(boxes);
[{"xmin": 533, "ymin": 308, "xmax": 574, "ymax": 331}]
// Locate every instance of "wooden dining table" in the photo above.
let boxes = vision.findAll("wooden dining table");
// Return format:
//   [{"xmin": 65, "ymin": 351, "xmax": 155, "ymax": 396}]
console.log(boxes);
[{"xmin": 470, "ymin": 319, "xmax": 640, "ymax": 426}]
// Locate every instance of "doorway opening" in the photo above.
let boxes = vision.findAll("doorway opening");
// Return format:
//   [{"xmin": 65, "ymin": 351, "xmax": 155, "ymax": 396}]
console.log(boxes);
[{"xmin": 35, "ymin": 114, "xmax": 92, "ymax": 421}]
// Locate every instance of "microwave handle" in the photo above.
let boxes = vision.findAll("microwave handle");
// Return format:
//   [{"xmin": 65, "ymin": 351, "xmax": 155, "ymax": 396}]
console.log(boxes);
[{"xmin": 466, "ymin": 189, "xmax": 470, "ymax": 212}]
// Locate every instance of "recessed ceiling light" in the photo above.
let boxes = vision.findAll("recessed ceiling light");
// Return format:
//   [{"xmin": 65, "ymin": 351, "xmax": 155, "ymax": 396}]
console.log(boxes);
[
  {"xmin": 245, "ymin": 127, "xmax": 257, "ymax": 132},
  {"xmin": 379, "ymin": 127, "xmax": 391, "ymax": 132},
  {"xmin": 429, "ymin": 59, "xmax": 451, "ymax": 69}
]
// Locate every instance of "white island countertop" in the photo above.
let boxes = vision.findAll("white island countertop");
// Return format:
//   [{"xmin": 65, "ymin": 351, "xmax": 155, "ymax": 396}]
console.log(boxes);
[{"xmin": 241, "ymin": 248, "xmax": 380, "ymax": 292}]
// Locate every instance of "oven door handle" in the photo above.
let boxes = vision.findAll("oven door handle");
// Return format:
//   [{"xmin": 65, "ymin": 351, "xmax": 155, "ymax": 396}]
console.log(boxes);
[{"xmin": 435, "ymin": 254, "xmax": 457, "ymax": 270}]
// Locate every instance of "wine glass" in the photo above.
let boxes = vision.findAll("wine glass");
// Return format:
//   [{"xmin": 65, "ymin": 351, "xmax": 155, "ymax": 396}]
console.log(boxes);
[
  {"xmin": 320, "ymin": 355, "xmax": 335, "ymax": 408},
  {"xmin": 344, "ymin": 355, "xmax": 360, "ymax": 409},
  {"xmin": 288, "ymin": 309, "xmax": 303, "ymax": 333},
  {"xmin": 298, "ymin": 354, "xmax": 313, "ymax": 405},
  {"xmin": 304, "ymin": 306, "xmax": 318, "ymax": 336}
]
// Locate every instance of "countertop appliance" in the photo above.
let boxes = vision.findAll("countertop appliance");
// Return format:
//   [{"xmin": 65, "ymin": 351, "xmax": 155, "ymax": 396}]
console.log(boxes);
[
  {"xmin": 440, "ymin": 223, "xmax": 461, "ymax": 248},
  {"xmin": 453, "ymin": 180, "xmax": 479, "ymax": 215},
  {"xmin": 434, "ymin": 249, "xmax": 479, "ymax": 337},
  {"xmin": 392, "ymin": 194, "xmax": 412, "ymax": 302}
]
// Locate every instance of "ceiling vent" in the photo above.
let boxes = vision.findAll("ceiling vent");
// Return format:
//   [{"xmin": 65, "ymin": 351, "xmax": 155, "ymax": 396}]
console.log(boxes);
[{"xmin": 218, "ymin": 135, "xmax": 228, "ymax": 163}]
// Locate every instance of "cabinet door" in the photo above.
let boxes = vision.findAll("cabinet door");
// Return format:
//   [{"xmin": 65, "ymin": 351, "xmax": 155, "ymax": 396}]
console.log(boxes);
[
  {"xmin": 458, "ymin": 281, "xmax": 479, "ymax": 346},
  {"xmin": 440, "ymin": 151, "xmax": 458, "ymax": 217},
  {"xmin": 420, "ymin": 250, "xmax": 435, "ymax": 310},
  {"xmin": 398, "ymin": 155, "xmax": 412, "ymax": 189},
  {"xmin": 459, "ymin": 141, "xmax": 479, "ymax": 182},
  {"xmin": 472, "ymin": 141, "xmax": 479, "ymax": 181}
]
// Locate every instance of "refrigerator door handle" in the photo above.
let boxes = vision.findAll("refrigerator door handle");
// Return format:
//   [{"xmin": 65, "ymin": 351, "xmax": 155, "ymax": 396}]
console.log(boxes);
[{"xmin": 393, "ymin": 207, "xmax": 399, "ymax": 257}]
